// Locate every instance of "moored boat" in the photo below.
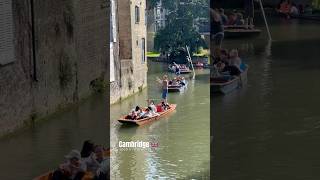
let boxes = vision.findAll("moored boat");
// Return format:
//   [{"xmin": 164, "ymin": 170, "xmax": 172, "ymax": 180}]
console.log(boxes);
[
  {"xmin": 118, "ymin": 104, "xmax": 177, "ymax": 126},
  {"xmin": 211, "ymin": 65, "xmax": 248, "ymax": 94}
]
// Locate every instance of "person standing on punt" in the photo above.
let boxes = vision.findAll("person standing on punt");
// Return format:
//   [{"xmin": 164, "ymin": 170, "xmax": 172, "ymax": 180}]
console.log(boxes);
[
  {"xmin": 157, "ymin": 75, "xmax": 169, "ymax": 104},
  {"xmin": 244, "ymin": 0, "xmax": 255, "ymax": 29},
  {"xmin": 211, "ymin": 8, "xmax": 224, "ymax": 48}
]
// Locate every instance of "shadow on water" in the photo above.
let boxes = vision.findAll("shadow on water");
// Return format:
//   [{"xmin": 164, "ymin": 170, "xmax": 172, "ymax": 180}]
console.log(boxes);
[{"xmin": 212, "ymin": 18, "xmax": 320, "ymax": 180}]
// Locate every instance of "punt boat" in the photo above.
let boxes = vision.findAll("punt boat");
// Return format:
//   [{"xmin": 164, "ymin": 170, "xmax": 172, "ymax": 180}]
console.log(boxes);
[
  {"xmin": 211, "ymin": 65, "xmax": 248, "ymax": 94},
  {"xmin": 118, "ymin": 104, "xmax": 177, "ymax": 126}
]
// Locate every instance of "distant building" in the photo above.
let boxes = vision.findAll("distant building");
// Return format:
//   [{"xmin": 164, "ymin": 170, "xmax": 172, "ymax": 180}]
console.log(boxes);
[{"xmin": 110, "ymin": 0, "xmax": 148, "ymax": 104}]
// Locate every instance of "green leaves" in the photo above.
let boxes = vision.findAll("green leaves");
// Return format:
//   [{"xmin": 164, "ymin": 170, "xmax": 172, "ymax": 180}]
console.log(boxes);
[{"xmin": 153, "ymin": 0, "xmax": 208, "ymax": 56}]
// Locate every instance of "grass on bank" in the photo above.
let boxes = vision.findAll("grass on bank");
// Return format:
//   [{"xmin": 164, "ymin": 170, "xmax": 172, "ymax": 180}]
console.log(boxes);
[
  {"xmin": 193, "ymin": 49, "xmax": 209, "ymax": 57},
  {"xmin": 148, "ymin": 49, "xmax": 209, "ymax": 58},
  {"xmin": 147, "ymin": 52, "xmax": 161, "ymax": 58}
]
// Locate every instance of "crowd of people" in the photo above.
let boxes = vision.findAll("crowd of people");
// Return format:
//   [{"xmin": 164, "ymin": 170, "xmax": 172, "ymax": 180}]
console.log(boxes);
[
  {"xmin": 52, "ymin": 140, "xmax": 110, "ymax": 180},
  {"xmin": 212, "ymin": 48, "xmax": 246, "ymax": 80},
  {"xmin": 277, "ymin": 0, "xmax": 313, "ymax": 17}
]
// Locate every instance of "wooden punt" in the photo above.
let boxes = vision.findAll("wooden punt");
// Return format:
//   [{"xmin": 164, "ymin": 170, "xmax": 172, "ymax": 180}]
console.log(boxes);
[
  {"xmin": 168, "ymin": 81, "xmax": 187, "ymax": 92},
  {"xmin": 211, "ymin": 65, "xmax": 248, "ymax": 94},
  {"xmin": 169, "ymin": 65, "xmax": 192, "ymax": 74},
  {"xmin": 224, "ymin": 27, "xmax": 261, "ymax": 38},
  {"xmin": 34, "ymin": 150, "xmax": 110, "ymax": 180},
  {"xmin": 118, "ymin": 104, "xmax": 177, "ymax": 126}
]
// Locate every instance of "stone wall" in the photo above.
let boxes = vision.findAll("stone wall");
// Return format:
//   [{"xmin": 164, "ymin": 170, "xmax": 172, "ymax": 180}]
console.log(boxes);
[
  {"xmin": 0, "ymin": 0, "xmax": 109, "ymax": 136},
  {"xmin": 110, "ymin": 0, "xmax": 148, "ymax": 104},
  {"xmin": 0, "ymin": 0, "xmax": 33, "ymax": 136}
]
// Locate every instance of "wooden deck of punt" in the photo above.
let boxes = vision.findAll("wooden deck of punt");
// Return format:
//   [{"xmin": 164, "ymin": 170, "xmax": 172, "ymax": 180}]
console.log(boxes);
[
  {"xmin": 34, "ymin": 150, "xmax": 110, "ymax": 180},
  {"xmin": 118, "ymin": 104, "xmax": 177, "ymax": 126},
  {"xmin": 211, "ymin": 65, "xmax": 248, "ymax": 94},
  {"xmin": 224, "ymin": 28, "xmax": 261, "ymax": 38}
]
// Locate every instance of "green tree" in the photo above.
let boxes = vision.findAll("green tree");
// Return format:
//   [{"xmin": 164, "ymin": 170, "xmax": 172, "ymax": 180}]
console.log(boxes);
[{"xmin": 153, "ymin": 0, "xmax": 208, "ymax": 58}]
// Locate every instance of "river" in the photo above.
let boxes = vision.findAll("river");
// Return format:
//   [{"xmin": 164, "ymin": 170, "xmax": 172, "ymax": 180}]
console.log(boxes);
[
  {"xmin": 0, "ymin": 94, "xmax": 109, "ymax": 180},
  {"xmin": 110, "ymin": 61, "xmax": 210, "ymax": 179},
  {"xmin": 212, "ymin": 17, "xmax": 320, "ymax": 180}
]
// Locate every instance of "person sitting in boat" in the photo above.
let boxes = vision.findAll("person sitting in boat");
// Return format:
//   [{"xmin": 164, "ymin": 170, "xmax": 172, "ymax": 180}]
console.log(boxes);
[
  {"xmin": 81, "ymin": 140, "xmax": 101, "ymax": 173},
  {"xmin": 161, "ymin": 101, "xmax": 170, "ymax": 111},
  {"xmin": 136, "ymin": 109, "xmax": 146, "ymax": 119},
  {"xmin": 277, "ymin": 0, "xmax": 292, "ymax": 17},
  {"xmin": 52, "ymin": 149, "xmax": 86, "ymax": 180},
  {"xmin": 229, "ymin": 49, "xmax": 242, "ymax": 71},
  {"xmin": 219, "ymin": 8, "xmax": 228, "ymax": 25},
  {"xmin": 94, "ymin": 147, "xmax": 110, "ymax": 180},
  {"xmin": 227, "ymin": 12, "xmax": 238, "ymax": 25},
  {"xmin": 147, "ymin": 99, "xmax": 157, "ymax": 113},
  {"xmin": 290, "ymin": 3, "xmax": 299, "ymax": 16},
  {"xmin": 144, "ymin": 107, "xmax": 159, "ymax": 117},
  {"xmin": 235, "ymin": 13, "xmax": 245, "ymax": 26},
  {"xmin": 179, "ymin": 77, "xmax": 186, "ymax": 86},
  {"xmin": 125, "ymin": 106, "xmax": 140, "ymax": 120}
]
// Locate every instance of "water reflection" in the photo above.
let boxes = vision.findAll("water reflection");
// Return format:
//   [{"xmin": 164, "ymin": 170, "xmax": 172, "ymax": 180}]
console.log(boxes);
[{"xmin": 212, "ymin": 18, "xmax": 320, "ymax": 179}]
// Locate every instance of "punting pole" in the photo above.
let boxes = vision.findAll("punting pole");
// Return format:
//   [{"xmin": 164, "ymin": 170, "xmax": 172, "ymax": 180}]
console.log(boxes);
[
  {"xmin": 258, "ymin": 0, "xmax": 272, "ymax": 40},
  {"xmin": 186, "ymin": 46, "xmax": 196, "ymax": 80}
]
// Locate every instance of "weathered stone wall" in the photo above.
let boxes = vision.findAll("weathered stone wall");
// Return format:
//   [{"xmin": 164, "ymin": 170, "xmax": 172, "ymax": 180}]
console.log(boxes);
[
  {"xmin": 0, "ymin": 0, "xmax": 109, "ymax": 136},
  {"xmin": 0, "ymin": 0, "xmax": 33, "ymax": 136},
  {"xmin": 110, "ymin": 0, "xmax": 148, "ymax": 104}
]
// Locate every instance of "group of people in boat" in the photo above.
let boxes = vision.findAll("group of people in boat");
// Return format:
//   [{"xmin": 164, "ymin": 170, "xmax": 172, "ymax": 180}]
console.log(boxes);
[
  {"xmin": 212, "ymin": 48, "xmax": 246, "ymax": 80},
  {"xmin": 211, "ymin": 1, "xmax": 255, "ymax": 47},
  {"xmin": 170, "ymin": 62, "xmax": 189, "ymax": 75},
  {"xmin": 217, "ymin": 9, "xmax": 253, "ymax": 28},
  {"xmin": 276, "ymin": 0, "xmax": 313, "ymax": 17},
  {"xmin": 52, "ymin": 140, "xmax": 109, "ymax": 180},
  {"xmin": 125, "ymin": 100, "xmax": 170, "ymax": 120},
  {"xmin": 169, "ymin": 76, "xmax": 186, "ymax": 87}
]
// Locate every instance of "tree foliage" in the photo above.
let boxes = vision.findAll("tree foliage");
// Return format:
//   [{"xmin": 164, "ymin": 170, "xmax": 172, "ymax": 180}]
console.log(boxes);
[{"xmin": 153, "ymin": 0, "xmax": 209, "ymax": 57}]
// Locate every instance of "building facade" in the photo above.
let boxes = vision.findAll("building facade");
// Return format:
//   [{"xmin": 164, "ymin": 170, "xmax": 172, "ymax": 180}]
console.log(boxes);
[
  {"xmin": 110, "ymin": 0, "xmax": 148, "ymax": 104},
  {"xmin": 0, "ymin": 0, "xmax": 109, "ymax": 136}
]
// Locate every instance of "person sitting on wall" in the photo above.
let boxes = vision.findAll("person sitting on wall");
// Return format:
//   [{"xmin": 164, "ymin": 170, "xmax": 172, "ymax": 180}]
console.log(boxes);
[{"xmin": 52, "ymin": 150, "xmax": 86, "ymax": 180}]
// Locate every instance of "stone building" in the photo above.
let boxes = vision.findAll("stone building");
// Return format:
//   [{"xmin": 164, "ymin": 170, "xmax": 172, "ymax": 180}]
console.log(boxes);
[
  {"xmin": 110, "ymin": 0, "xmax": 148, "ymax": 104},
  {"xmin": 0, "ymin": 0, "xmax": 109, "ymax": 136}
]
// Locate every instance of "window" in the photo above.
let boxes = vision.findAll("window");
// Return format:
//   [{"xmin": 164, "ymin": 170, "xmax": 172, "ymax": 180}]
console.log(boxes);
[
  {"xmin": 0, "ymin": 0, "xmax": 15, "ymax": 65},
  {"xmin": 135, "ymin": 6, "xmax": 140, "ymax": 23},
  {"xmin": 141, "ymin": 38, "xmax": 145, "ymax": 64}
]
